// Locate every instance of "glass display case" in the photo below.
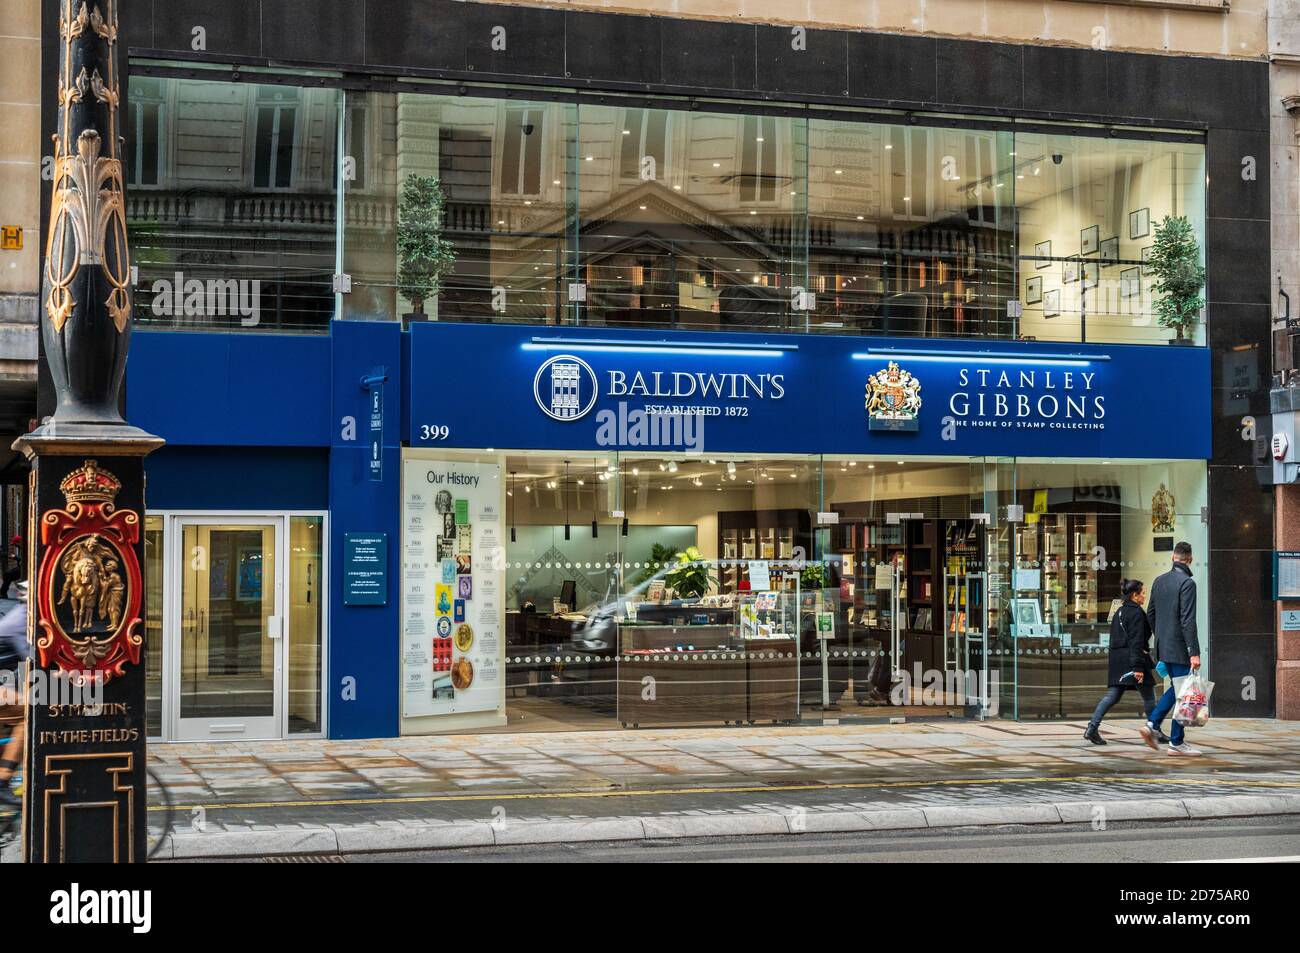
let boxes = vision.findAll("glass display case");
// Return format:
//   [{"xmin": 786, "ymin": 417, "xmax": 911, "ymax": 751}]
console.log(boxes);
[
  {"xmin": 615, "ymin": 567, "xmax": 801, "ymax": 727},
  {"xmin": 738, "ymin": 587, "xmax": 800, "ymax": 641}
]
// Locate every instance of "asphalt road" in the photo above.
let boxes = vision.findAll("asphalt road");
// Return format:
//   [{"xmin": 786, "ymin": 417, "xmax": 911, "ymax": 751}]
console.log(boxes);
[{"xmin": 336, "ymin": 816, "xmax": 1300, "ymax": 863}]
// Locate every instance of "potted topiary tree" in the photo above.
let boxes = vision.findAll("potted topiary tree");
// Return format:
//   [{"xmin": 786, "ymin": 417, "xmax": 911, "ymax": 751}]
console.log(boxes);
[
  {"xmin": 1148, "ymin": 214, "xmax": 1206, "ymax": 345},
  {"xmin": 396, "ymin": 174, "xmax": 456, "ymax": 327}
]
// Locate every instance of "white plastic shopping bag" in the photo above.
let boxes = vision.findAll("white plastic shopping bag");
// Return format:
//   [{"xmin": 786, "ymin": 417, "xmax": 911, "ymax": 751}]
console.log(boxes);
[{"xmin": 1171, "ymin": 672, "xmax": 1214, "ymax": 727}]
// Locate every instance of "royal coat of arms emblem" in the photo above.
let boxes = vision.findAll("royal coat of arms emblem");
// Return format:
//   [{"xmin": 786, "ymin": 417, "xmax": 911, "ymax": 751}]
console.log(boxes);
[
  {"xmin": 1151, "ymin": 482, "xmax": 1176, "ymax": 534},
  {"xmin": 865, "ymin": 361, "xmax": 922, "ymax": 432},
  {"xmin": 35, "ymin": 460, "xmax": 144, "ymax": 682}
]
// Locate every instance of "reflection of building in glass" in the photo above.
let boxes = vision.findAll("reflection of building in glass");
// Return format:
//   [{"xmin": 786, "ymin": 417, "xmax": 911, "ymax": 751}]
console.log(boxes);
[{"xmin": 550, "ymin": 362, "xmax": 580, "ymax": 418}]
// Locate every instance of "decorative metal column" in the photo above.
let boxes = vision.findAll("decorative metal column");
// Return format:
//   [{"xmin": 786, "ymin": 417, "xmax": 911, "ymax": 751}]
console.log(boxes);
[{"xmin": 13, "ymin": 0, "xmax": 161, "ymax": 863}]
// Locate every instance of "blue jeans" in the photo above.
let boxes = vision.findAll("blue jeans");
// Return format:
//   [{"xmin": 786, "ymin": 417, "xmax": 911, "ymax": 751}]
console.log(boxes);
[{"xmin": 1149, "ymin": 662, "xmax": 1191, "ymax": 746}]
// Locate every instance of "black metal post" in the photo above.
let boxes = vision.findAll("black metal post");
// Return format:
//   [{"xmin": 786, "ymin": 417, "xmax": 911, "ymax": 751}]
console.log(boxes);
[{"xmin": 13, "ymin": 0, "xmax": 162, "ymax": 864}]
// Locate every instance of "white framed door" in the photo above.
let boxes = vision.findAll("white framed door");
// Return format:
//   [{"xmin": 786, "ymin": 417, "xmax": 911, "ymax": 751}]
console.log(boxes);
[{"xmin": 169, "ymin": 517, "xmax": 286, "ymax": 741}]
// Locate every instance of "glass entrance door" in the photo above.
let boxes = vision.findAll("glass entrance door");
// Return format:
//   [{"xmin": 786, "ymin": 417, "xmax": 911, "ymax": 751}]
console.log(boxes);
[{"xmin": 173, "ymin": 519, "xmax": 284, "ymax": 740}]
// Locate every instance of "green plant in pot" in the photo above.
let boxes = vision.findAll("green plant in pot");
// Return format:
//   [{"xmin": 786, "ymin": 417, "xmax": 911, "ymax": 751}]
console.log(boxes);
[
  {"xmin": 663, "ymin": 546, "xmax": 717, "ymax": 600},
  {"xmin": 633, "ymin": 543, "xmax": 679, "ymax": 586},
  {"xmin": 396, "ymin": 174, "xmax": 457, "ymax": 324},
  {"xmin": 1148, "ymin": 214, "xmax": 1205, "ymax": 345},
  {"xmin": 799, "ymin": 562, "xmax": 826, "ymax": 590}
]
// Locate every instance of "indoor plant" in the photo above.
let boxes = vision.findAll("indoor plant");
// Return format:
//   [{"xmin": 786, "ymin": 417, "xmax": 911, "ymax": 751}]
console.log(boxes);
[
  {"xmin": 396, "ymin": 174, "xmax": 457, "ymax": 324},
  {"xmin": 634, "ymin": 543, "xmax": 679, "ymax": 586},
  {"xmin": 799, "ymin": 562, "xmax": 826, "ymax": 590},
  {"xmin": 1148, "ymin": 214, "xmax": 1206, "ymax": 345},
  {"xmin": 663, "ymin": 546, "xmax": 717, "ymax": 600}
]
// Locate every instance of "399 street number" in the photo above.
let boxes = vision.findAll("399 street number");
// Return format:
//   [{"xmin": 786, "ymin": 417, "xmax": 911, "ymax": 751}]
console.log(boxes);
[{"xmin": 420, "ymin": 425, "xmax": 450, "ymax": 440}]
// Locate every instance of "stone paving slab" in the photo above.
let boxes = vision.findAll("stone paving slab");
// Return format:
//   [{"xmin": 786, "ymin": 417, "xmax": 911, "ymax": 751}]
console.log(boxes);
[{"xmin": 150, "ymin": 718, "xmax": 1300, "ymax": 814}]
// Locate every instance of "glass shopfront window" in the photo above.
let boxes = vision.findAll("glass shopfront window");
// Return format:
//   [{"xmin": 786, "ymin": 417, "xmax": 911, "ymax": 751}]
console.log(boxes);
[
  {"xmin": 805, "ymin": 121, "xmax": 1015, "ymax": 338},
  {"xmin": 998, "ymin": 458, "xmax": 1209, "ymax": 719},
  {"xmin": 401, "ymin": 449, "xmax": 1207, "ymax": 734},
  {"xmin": 575, "ymin": 106, "xmax": 806, "ymax": 331},
  {"xmin": 127, "ymin": 73, "xmax": 1209, "ymax": 345},
  {"xmin": 126, "ymin": 76, "xmax": 340, "ymax": 333},
  {"xmin": 498, "ymin": 452, "xmax": 820, "ymax": 730},
  {"xmin": 1014, "ymin": 132, "xmax": 1207, "ymax": 346},
  {"xmin": 341, "ymin": 91, "xmax": 575, "ymax": 325}
]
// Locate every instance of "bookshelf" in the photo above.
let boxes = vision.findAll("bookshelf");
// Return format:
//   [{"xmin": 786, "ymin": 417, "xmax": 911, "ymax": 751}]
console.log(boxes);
[{"xmin": 718, "ymin": 509, "xmax": 811, "ymax": 594}]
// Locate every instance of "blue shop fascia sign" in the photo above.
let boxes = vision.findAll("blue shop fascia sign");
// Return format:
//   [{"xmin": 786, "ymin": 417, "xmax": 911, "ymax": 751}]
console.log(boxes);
[{"xmin": 406, "ymin": 324, "xmax": 1210, "ymax": 460}]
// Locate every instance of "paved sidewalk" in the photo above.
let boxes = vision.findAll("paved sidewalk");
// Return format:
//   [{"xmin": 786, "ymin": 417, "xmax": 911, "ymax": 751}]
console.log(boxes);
[{"xmin": 136, "ymin": 718, "xmax": 1300, "ymax": 858}]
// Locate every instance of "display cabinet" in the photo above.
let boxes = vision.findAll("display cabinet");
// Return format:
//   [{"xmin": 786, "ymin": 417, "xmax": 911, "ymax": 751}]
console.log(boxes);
[{"xmin": 615, "ymin": 588, "xmax": 800, "ymax": 727}]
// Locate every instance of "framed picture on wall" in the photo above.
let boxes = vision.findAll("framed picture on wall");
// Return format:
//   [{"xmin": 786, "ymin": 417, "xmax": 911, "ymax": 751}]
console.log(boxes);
[
  {"xmin": 1099, "ymin": 236, "xmax": 1119, "ymax": 265},
  {"xmin": 1043, "ymin": 288, "xmax": 1061, "ymax": 317},
  {"xmin": 1063, "ymin": 258, "xmax": 1079, "ymax": 284},
  {"xmin": 1120, "ymin": 266, "xmax": 1141, "ymax": 298},
  {"xmin": 1130, "ymin": 207, "xmax": 1150, "ymax": 239},
  {"xmin": 1082, "ymin": 259, "xmax": 1099, "ymax": 289},
  {"xmin": 1140, "ymin": 245, "xmax": 1154, "ymax": 276},
  {"xmin": 1025, "ymin": 275, "xmax": 1043, "ymax": 304},
  {"xmin": 1034, "ymin": 240, "xmax": 1052, "ymax": 269},
  {"xmin": 1081, "ymin": 225, "xmax": 1099, "ymax": 255},
  {"xmin": 1009, "ymin": 598, "xmax": 1044, "ymax": 631}
]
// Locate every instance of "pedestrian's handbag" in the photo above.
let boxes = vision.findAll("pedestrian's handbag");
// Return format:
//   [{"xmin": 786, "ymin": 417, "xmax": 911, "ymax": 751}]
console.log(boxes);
[{"xmin": 1171, "ymin": 672, "xmax": 1214, "ymax": 727}]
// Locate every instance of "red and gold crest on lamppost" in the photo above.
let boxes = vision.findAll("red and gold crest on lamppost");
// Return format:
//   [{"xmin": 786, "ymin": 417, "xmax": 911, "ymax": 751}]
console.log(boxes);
[{"xmin": 34, "ymin": 459, "xmax": 143, "ymax": 682}]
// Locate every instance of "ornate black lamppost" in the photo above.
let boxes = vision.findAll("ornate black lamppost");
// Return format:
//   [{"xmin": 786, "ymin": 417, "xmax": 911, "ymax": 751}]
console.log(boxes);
[{"xmin": 13, "ymin": 0, "xmax": 161, "ymax": 863}]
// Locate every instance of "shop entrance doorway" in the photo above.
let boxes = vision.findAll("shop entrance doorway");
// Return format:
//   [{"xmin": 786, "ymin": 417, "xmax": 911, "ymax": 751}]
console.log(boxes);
[
  {"xmin": 148, "ymin": 512, "xmax": 327, "ymax": 741},
  {"xmin": 173, "ymin": 518, "xmax": 284, "ymax": 740}
]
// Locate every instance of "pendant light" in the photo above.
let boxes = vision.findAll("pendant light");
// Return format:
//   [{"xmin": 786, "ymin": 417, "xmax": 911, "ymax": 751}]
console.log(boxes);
[
  {"xmin": 591, "ymin": 460, "xmax": 599, "ymax": 538},
  {"xmin": 509, "ymin": 470, "xmax": 517, "ymax": 543},
  {"xmin": 563, "ymin": 460, "xmax": 571, "ymax": 541},
  {"xmin": 619, "ymin": 458, "xmax": 628, "ymax": 536}
]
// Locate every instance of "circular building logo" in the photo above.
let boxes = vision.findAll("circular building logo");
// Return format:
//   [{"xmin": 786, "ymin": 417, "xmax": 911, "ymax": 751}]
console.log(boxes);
[{"xmin": 533, "ymin": 354, "xmax": 598, "ymax": 422}]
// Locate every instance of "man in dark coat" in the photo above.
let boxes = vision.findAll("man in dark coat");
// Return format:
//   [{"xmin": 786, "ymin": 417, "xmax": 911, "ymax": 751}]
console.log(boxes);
[{"xmin": 1140, "ymin": 541, "xmax": 1202, "ymax": 756}]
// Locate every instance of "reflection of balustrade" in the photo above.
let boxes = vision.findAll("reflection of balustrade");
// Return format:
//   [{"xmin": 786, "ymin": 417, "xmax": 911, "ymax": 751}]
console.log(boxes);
[
  {"xmin": 126, "ymin": 190, "xmax": 336, "ymax": 229},
  {"xmin": 126, "ymin": 192, "xmax": 195, "ymax": 224},
  {"xmin": 345, "ymin": 196, "xmax": 396, "ymax": 231},
  {"xmin": 445, "ymin": 201, "xmax": 491, "ymax": 234},
  {"xmin": 228, "ymin": 195, "xmax": 335, "ymax": 227}
]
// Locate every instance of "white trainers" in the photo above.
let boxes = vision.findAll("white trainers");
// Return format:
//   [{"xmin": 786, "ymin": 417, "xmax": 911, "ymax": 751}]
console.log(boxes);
[
  {"xmin": 1138, "ymin": 725, "xmax": 1160, "ymax": 751},
  {"xmin": 1167, "ymin": 743, "xmax": 1202, "ymax": 757}
]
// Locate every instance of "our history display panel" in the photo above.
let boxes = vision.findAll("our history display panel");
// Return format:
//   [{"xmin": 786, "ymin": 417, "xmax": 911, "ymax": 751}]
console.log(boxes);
[{"xmin": 401, "ymin": 457, "xmax": 505, "ymax": 723}]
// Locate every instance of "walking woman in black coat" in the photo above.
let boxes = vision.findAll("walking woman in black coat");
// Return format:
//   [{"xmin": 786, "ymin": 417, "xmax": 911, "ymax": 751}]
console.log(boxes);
[{"xmin": 1083, "ymin": 578, "xmax": 1158, "ymax": 745}]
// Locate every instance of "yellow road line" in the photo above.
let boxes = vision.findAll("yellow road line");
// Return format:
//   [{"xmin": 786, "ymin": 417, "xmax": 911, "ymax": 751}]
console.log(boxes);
[{"xmin": 149, "ymin": 773, "xmax": 1300, "ymax": 814}]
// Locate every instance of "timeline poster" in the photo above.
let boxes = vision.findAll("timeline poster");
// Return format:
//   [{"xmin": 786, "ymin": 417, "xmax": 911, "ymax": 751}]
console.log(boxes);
[{"xmin": 402, "ymin": 457, "xmax": 504, "ymax": 719}]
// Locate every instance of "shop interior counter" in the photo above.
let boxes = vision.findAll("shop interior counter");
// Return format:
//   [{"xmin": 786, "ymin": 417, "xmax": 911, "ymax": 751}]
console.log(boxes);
[{"xmin": 615, "ymin": 595, "xmax": 799, "ymax": 727}]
